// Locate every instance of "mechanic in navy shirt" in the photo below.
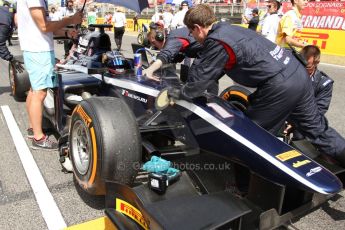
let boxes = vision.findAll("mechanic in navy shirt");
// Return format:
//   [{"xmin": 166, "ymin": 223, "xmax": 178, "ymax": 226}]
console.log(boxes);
[
  {"xmin": 143, "ymin": 26, "xmax": 219, "ymax": 95},
  {"xmin": 0, "ymin": 1, "xmax": 23, "ymax": 71},
  {"xmin": 301, "ymin": 45, "xmax": 333, "ymax": 114},
  {"xmin": 0, "ymin": 2, "xmax": 14, "ymax": 60},
  {"xmin": 143, "ymin": 26, "xmax": 201, "ymax": 78},
  {"xmin": 289, "ymin": 45, "xmax": 334, "ymax": 140},
  {"xmin": 171, "ymin": 4, "xmax": 345, "ymax": 166}
]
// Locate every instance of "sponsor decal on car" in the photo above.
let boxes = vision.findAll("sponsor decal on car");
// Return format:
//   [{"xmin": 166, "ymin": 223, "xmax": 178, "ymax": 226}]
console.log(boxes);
[
  {"xmin": 276, "ymin": 150, "xmax": 302, "ymax": 162},
  {"xmin": 306, "ymin": 166, "xmax": 322, "ymax": 177},
  {"xmin": 207, "ymin": 103, "xmax": 233, "ymax": 118},
  {"xmin": 293, "ymin": 159, "xmax": 311, "ymax": 168},
  {"xmin": 122, "ymin": 89, "xmax": 148, "ymax": 103},
  {"xmin": 116, "ymin": 198, "xmax": 149, "ymax": 230}
]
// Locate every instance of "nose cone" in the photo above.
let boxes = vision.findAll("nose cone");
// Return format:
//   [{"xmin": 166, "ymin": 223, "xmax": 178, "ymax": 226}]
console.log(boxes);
[{"xmin": 307, "ymin": 167, "xmax": 343, "ymax": 194}]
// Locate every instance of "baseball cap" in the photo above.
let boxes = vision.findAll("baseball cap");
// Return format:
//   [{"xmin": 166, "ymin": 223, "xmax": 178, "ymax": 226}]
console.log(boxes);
[{"xmin": 252, "ymin": 8, "xmax": 259, "ymax": 14}]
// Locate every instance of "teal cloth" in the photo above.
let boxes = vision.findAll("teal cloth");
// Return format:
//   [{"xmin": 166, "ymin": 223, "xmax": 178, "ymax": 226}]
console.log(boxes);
[
  {"xmin": 142, "ymin": 156, "xmax": 180, "ymax": 176},
  {"xmin": 142, "ymin": 156, "xmax": 171, "ymax": 173}
]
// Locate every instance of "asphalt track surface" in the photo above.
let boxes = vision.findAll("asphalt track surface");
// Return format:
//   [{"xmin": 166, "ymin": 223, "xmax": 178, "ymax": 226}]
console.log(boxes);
[{"xmin": 0, "ymin": 33, "xmax": 345, "ymax": 230}]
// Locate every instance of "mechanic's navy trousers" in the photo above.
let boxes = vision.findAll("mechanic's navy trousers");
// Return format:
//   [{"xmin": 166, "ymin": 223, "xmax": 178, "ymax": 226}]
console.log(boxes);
[
  {"xmin": 246, "ymin": 63, "xmax": 345, "ymax": 157},
  {"xmin": 0, "ymin": 24, "xmax": 12, "ymax": 61}
]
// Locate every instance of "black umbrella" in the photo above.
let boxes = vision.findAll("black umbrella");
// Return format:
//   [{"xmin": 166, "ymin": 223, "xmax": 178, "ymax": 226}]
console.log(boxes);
[{"xmin": 94, "ymin": 0, "xmax": 149, "ymax": 13}]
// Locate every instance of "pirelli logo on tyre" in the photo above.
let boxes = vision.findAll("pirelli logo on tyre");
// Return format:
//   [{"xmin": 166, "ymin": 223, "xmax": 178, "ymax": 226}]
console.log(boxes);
[
  {"xmin": 276, "ymin": 150, "xmax": 302, "ymax": 162},
  {"xmin": 116, "ymin": 198, "xmax": 149, "ymax": 230},
  {"xmin": 74, "ymin": 105, "xmax": 92, "ymax": 128}
]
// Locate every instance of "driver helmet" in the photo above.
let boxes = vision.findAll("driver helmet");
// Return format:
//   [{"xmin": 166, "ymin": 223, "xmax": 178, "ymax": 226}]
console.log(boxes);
[{"xmin": 104, "ymin": 50, "xmax": 127, "ymax": 74}]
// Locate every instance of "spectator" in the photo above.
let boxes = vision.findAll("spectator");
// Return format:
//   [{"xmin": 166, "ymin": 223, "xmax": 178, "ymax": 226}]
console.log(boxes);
[
  {"xmin": 243, "ymin": 8, "xmax": 259, "ymax": 31},
  {"xmin": 60, "ymin": 0, "xmax": 76, "ymax": 57},
  {"xmin": 104, "ymin": 12, "xmax": 112, "ymax": 31},
  {"xmin": 176, "ymin": 4, "xmax": 345, "ymax": 165},
  {"xmin": 171, "ymin": 1, "xmax": 189, "ymax": 29},
  {"xmin": 133, "ymin": 13, "xmax": 138, "ymax": 32},
  {"xmin": 257, "ymin": 0, "xmax": 271, "ymax": 33},
  {"xmin": 60, "ymin": 0, "xmax": 75, "ymax": 18},
  {"xmin": 112, "ymin": 7, "xmax": 126, "ymax": 50},
  {"xmin": 261, "ymin": 0, "xmax": 282, "ymax": 42},
  {"xmin": 157, "ymin": 14, "xmax": 165, "ymax": 29},
  {"xmin": 49, "ymin": 7, "xmax": 61, "ymax": 21},
  {"xmin": 87, "ymin": 6, "xmax": 97, "ymax": 26},
  {"xmin": 151, "ymin": 9, "xmax": 163, "ymax": 23},
  {"xmin": 17, "ymin": 0, "xmax": 82, "ymax": 150},
  {"xmin": 276, "ymin": 0, "xmax": 308, "ymax": 48},
  {"xmin": 163, "ymin": 5, "xmax": 174, "ymax": 33}
]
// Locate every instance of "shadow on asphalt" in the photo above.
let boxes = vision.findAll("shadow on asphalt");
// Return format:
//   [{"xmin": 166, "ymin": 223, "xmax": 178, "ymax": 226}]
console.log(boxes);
[
  {"xmin": 321, "ymin": 194, "xmax": 345, "ymax": 221},
  {"xmin": 0, "ymin": 86, "xmax": 11, "ymax": 96},
  {"xmin": 73, "ymin": 177, "xmax": 105, "ymax": 210}
]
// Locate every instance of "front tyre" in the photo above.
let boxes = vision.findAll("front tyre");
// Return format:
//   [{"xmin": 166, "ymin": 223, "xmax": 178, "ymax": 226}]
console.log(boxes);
[{"xmin": 70, "ymin": 97, "xmax": 141, "ymax": 195}]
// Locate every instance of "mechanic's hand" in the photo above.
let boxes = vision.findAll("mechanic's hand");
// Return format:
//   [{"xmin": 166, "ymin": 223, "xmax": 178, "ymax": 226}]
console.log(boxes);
[
  {"xmin": 283, "ymin": 123, "xmax": 293, "ymax": 135},
  {"xmin": 167, "ymin": 87, "xmax": 181, "ymax": 100},
  {"xmin": 10, "ymin": 57, "xmax": 25, "ymax": 73},
  {"xmin": 143, "ymin": 68, "xmax": 160, "ymax": 82}
]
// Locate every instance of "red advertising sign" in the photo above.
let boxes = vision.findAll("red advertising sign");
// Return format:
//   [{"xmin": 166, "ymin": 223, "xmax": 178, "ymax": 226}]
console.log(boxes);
[{"xmin": 282, "ymin": 1, "xmax": 345, "ymax": 30}]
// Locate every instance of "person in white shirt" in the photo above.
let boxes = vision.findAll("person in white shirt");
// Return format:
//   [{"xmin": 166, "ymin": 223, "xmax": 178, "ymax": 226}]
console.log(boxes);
[
  {"xmin": 261, "ymin": 0, "xmax": 282, "ymax": 43},
  {"xmin": 49, "ymin": 7, "xmax": 61, "ymax": 21},
  {"xmin": 60, "ymin": 0, "xmax": 76, "ymax": 57},
  {"xmin": 163, "ymin": 5, "xmax": 174, "ymax": 33},
  {"xmin": 17, "ymin": 0, "xmax": 82, "ymax": 150},
  {"xmin": 60, "ymin": 0, "xmax": 75, "ymax": 17},
  {"xmin": 151, "ymin": 9, "xmax": 163, "ymax": 23},
  {"xmin": 112, "ymin": 7, "xmax": 126, "ymax": 50},
  {"xmin": 171, "ymin": 1, "xmax": 189, "ymax": 29}
]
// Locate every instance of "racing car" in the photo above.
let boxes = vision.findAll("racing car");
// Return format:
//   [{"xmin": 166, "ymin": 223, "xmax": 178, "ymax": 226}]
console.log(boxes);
[{"xmin": 8, "ymin": 25, "xmax": 345, "ymax": 230}]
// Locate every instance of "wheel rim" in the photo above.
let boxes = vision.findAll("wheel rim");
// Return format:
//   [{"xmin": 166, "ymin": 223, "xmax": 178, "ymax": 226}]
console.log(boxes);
[
  {"xmin": 138, "ymin": 34, "xmax": 143, "ymax": 44},
  {"xmin": 8, "ymin": 64, "xmax": 16, "ymax": 95},
  {"xmin": 71, "ymin": 120, "xmax": 92, "ymax": 175}
]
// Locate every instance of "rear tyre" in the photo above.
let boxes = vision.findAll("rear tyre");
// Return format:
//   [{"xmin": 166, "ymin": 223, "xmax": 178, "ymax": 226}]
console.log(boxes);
[
  {"xmin": 70, "ymin": 97, "xmax": 141, "ymax": 195},
  {"xmin": 8, "ymin": 56, "xmax": 30, "ymax": 101},
  {"xmin": 220, "ymin": 85, "xmax": 252, "ymax": 112}
]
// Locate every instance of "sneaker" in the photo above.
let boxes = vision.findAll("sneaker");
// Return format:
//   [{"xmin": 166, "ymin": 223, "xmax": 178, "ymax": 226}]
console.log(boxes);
[
  {"xmin": 31, "ymin": 135, "xmax": 58, "ymax": 151},
  {"xmin": 27, "ymin": 128, "xmax": 52, "ymax": 139}
]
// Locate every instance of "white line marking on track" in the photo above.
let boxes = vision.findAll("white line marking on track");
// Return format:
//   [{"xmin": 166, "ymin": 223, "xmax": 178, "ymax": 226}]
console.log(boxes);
[{"xmin": 1, "ymin": 105, "xmax": 66, "ymax": 230}]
